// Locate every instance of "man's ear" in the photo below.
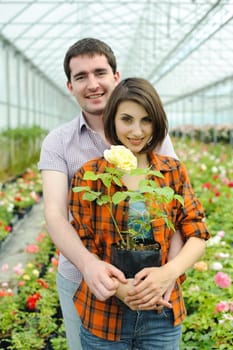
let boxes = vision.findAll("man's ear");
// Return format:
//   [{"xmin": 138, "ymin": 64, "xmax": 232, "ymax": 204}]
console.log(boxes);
[
  {"xmin": 66, "ymin": 80, "xmax": 73, "ymax": 94},
  {"xmin": 114, "ymin": 71, "xmax": 120, "ymax": 85}
]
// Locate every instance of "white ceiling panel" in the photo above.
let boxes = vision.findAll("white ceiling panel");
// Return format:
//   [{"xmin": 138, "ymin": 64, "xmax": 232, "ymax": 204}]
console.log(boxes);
[{"xmin": 0, "ymin": 0, "xmax": 233, "ymax": 104}]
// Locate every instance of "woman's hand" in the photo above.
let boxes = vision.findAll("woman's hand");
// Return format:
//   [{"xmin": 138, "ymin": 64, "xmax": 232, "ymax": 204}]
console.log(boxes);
[{"xmin": 124, "ymin": 266, "xmax": 173, "ymax": 310}]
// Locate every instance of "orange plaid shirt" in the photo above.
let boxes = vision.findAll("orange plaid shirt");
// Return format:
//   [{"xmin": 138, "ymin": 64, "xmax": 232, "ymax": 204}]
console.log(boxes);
[{"xmin": 69, "ymin": 152, "xmax": 210, "ymax": 341}]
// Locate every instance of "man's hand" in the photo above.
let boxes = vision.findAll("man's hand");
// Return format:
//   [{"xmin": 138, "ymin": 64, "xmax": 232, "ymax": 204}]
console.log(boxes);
[{"xmin": 82, "ymin": 256, "xmax": 127, "ymax": 301}]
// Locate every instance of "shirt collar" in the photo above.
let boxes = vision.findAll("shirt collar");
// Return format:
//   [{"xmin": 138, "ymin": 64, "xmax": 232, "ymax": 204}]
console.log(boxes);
[
  {"xmin": 150, "ymin": 151, "xmax": 177, "ymax": 172},
  {"xmin": 79, "ymin": 112, "xmax": 89, "ymax": 131}
]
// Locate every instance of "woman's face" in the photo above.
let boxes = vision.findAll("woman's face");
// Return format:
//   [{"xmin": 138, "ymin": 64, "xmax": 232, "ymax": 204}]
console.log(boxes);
[{"xmin": 115, "ymin": 100, "xmax": 153, "ymax": 155}]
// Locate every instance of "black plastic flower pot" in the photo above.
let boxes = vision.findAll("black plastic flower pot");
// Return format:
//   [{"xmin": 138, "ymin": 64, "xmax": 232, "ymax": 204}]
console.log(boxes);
[{"xmin": 111, "ymin": 239, "xmax": 161, "ymax": 278}]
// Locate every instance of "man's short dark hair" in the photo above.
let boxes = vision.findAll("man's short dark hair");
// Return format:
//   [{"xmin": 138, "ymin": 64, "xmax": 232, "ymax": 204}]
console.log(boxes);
[{"xmin": 64, "ymin": 38, "xmax": 117, "ymax": 81}]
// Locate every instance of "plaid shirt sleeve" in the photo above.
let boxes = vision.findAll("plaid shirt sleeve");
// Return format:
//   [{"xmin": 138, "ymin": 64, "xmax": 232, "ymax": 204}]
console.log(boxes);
[
  {"xmin": 69, "ymin": 159, "xmax": 126, "ymax": 340},
  {"xmin": 69, "ymin": 164, "xmax": 100, "ymax": 256},
  {"xmin": 152, "ymin": 156, "xmax": 210, "ymax": 326}
]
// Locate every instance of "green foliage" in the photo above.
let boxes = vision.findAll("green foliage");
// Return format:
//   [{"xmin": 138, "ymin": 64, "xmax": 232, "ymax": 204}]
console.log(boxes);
[
  {"xmin": 174, "ymin": 138, "xmax": 233, "ymax": 349},
  {"xmin": 73, "ymin": 165, "xmax": 183, "ymax": 249},
  {"xmin": 0, "ymin": 126, "xmax": 48, "ymax": 181}
]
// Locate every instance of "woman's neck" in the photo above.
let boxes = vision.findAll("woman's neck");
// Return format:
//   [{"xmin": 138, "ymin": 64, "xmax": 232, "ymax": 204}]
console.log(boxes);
[{"xmin": 135, "ymin": 153, "xmax": 149, "ymax": 169}]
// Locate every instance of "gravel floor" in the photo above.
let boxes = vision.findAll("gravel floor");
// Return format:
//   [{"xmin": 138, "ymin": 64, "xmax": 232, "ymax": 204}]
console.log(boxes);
[{"xmin": 0, "ymin": 199, "xmax": 45, "ymax": 285}]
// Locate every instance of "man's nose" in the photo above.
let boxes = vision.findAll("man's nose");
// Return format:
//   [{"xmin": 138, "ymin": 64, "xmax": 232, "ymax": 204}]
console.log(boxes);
[{"xmin": 87, "ymin": 75, "xmax": 99, "ymax": 90}]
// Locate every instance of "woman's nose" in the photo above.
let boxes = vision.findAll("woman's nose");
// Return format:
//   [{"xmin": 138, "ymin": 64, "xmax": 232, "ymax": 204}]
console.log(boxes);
[{"xmin": 132, "ymin": 123, "xmax": 143, "ymax": 135}]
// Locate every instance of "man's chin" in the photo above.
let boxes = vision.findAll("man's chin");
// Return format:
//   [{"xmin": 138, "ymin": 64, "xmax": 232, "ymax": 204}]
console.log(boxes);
[{"xmin": 88, "ymin": 108, "xmax": 104, "ymax": 116}]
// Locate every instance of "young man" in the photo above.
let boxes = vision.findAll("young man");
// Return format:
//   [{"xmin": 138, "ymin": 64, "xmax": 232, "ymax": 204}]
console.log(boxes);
[{"xmin": 38, "ymin": 38, "xmax": 179, "ymax": 350}]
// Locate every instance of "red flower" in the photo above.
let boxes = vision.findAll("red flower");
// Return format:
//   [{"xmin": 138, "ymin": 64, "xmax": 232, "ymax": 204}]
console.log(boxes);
[
  {"xmin": 202, "ymin": 182, "xmax": 211, "ymax": 189},
  {"xmin": 51, "ymin": 257, "xmax": 59, "ymax": 267},
  {"xmin": 26, "ymin": 293, "xmax": 41, "ymax": 311},
  {"xmin": 4, "ymin": 225, "xmax": 12, "ymax": 232},
  {"xmin": 228, "ymin": 181, "xmax": 233, "ymax": 188},
  {"xmin": 37, "ymin": 278, "xmax": 48, "ymax": 289},
  {"xmin": 25, "ymin": 244, "xmax": 39, "ymax": 253}
]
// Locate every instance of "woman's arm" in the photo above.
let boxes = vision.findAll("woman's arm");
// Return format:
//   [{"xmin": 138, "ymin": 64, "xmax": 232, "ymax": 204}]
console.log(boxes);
[{"xmin": 124, "ymin": 236, "xmax": 205, "ymax": 309}]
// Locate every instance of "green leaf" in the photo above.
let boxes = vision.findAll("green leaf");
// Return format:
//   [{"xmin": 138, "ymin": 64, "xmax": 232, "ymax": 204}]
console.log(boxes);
[
  {"xmin": 128, "ymin": 191, "xmax": 145, "ymax": 202},
  {"xmin": 97, "ymin": 195, "xmax": 110, "ymax": 205},
  {"xmin": 129, "ymin": 168, "xmax": 148, "ymax": 176},
  {"xmin": 72, "ymin": 186, "xmax": 90, "ymax": 192},
  {"xmin": 147, "ymin": 169, "xmax": 164, "ymax": 178},
  {"xmin": 112, "ymin": 191, "xmax": 128, "ymax": 204},
  {"xmin": 100, "ymin": 173, "xmax": 112, "ymax": 188},
  {"xmin": 83, "ymin": 171, "xmax": 98, "ymax": 180},
  {"xmin": 112, "ymin": 175, "xmax": 123, "ymax": 187},
  {"xmin": 174, "ymin": 194, "xmax": 184, "ymax": 206},
  {"xmin": 83, "ymin": 192, "xmax": 100, "ymax": 201},
  {"xmin": 153, "ymin": 187, "xmax": 175, "ymax": 202}
]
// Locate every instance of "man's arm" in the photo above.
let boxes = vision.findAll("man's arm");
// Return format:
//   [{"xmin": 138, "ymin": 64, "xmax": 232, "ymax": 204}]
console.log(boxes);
[
  {"xmin": 156, "ymin": 133, "xmax": 178, "ymax": 159},
  {"xmin": 42, "ymin": 170, "xmax": 126, "ymax": 300}
]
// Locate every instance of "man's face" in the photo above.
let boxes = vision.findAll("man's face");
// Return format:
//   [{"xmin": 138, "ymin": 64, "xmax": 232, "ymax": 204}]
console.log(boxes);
[{"xmin": 67, "ymin": 54, "xmax": 120, "ymax": 118}]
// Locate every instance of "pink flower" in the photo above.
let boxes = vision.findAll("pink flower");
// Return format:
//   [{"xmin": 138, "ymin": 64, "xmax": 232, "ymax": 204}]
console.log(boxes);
[
  {"xmin": 214, "ymin": 272, "xmax": 231, "ymax": 289},
  {"xmin": 217, "ymin": 230, "xmax": 225, "ymax": 238},
  {"xmin": 25, "ymin": 244, "xmax": 39, "ymax": 253},
  {"xmin": 215, "ymin": 301, "xmax": 229, "ymax": 313},
  {"xmin": 30, "ymin": 191, "xmax": 40, "ymax": 202},
  {"xmin": 1, "ymin": 263, "xmax": 9, "ymax": 272},
  {"xmin": 13, "ymin": 263, "xmax": 24, "ymax": 275},
  {"xmin": 36, "ymin": 232, "xmax": 46, "ymax": 242},
  {"xmin": 18, "ymin": 280, "xmax": 25, "ymax": 287}
]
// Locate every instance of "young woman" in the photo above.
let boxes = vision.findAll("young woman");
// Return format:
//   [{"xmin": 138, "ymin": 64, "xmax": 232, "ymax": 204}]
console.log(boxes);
[{"xmin": 69, "ymin": 77, "xmax": 210, "ymax": 349}]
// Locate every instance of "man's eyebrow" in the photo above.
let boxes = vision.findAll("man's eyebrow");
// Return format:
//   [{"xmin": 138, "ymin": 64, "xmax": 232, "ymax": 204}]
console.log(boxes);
[
  {"xmin": 72, "ymin": 68, "xmax": 108, "ymax": 79},
  {"xmin": 72, "ymin": 71, "xmax": 87, "ymax": 79}
]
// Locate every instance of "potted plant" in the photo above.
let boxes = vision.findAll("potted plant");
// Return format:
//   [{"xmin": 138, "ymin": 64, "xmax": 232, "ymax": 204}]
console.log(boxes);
[{"xmin": 72, "ymin": 145, "xmax": 183, "ymax": 277}]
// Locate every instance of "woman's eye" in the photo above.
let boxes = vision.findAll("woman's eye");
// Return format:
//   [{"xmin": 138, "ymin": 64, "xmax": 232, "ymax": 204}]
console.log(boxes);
[
  {"xmin": 122, "ymin": 116, "xmax": 132, "ymax": 123},
  {"xmin": 143, "ymin": 117, "xmax": 152, "ymax": 123}
]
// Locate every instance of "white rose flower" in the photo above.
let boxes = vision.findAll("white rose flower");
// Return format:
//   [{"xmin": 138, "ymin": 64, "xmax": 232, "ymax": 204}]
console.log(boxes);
[
  {"xmin": 210, "ymin": 262, "xmax": 223, "ymax": 270},
  {"xmin": 104, "ymin": 145, "xmax": 137, "ymax": 172}
]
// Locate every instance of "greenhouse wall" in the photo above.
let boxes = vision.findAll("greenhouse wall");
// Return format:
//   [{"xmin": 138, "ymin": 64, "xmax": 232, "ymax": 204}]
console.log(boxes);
[
  {"xmin": 165, "ymin": 76, "xmax": 233, "ymax": 129},
  {"xmin": 0, "ymin": 35, "xmax": 78, "ymax": 132}
]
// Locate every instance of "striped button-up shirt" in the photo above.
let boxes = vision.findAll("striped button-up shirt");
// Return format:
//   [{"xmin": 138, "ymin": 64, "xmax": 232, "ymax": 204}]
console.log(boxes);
[{"xmin": 70, "ymin": 151, "xmax": 210, "ymax": 341}]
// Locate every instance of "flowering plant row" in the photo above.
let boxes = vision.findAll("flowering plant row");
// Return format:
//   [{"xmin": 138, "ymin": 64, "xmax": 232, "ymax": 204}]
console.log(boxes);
[
  {"xmin": 0, "ymin": 139, "xmax": 232, "ymax": 349},
  {"xmin": 176, "ymin": 139, "xmax": 233, "ymax": 349},
  {"xmin": 0, "ymin": 230, "xmax": 68, "ymax": 350},
  {"xmin": 0, "ymin": 166, "xmax": 42, "ymax": 242},
  {"xmin": 170, "ymin": 123, "xmax": 233, "ymax": 144}
]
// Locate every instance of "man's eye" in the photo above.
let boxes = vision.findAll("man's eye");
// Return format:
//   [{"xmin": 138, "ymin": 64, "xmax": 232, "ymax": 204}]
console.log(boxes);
[{"xmin": 76, "ymin": 76, "xmax": 84, "ymax": 81}]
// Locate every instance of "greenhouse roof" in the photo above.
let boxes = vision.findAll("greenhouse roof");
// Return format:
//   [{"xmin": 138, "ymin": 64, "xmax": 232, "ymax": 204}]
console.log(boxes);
[{"xmin": 1, "ymin": 0, "xmax": 233, "ymax": 103}]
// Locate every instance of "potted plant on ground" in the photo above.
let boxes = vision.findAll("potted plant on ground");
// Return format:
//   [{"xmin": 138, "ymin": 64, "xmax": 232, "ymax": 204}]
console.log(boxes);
[{"xmin": 72, "ymin": 145, "xmax": 183, "ymax": 277}]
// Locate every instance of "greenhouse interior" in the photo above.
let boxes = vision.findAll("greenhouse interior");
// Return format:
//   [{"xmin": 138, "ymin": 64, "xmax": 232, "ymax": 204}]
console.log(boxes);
[{"xmin": 0, "ymin": 1, "xmax": 232, "ymax": 349}]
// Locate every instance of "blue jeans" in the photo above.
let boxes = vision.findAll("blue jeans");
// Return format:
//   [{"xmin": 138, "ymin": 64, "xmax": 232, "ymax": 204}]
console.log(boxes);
[
  {"xmin": 80, "ymin": 306, "xmax": 182, "ymax": 349},
  {"xmin": 56, "ymin": 272, "xmax": 82, "ymax": 350}
]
